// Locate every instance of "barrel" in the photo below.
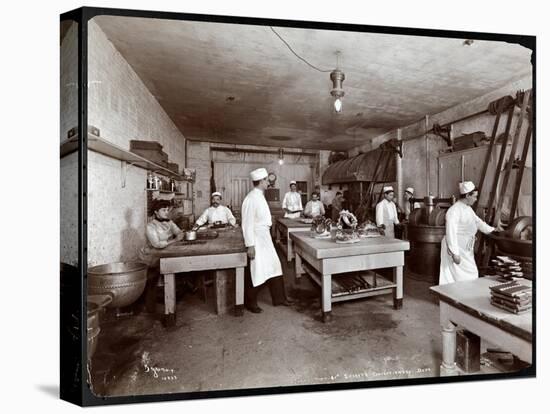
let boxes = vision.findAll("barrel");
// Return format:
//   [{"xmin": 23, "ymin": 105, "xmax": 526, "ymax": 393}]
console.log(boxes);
[{"xmin": 406, "ymin": 224, "xmax": 446, "ymax": 284}]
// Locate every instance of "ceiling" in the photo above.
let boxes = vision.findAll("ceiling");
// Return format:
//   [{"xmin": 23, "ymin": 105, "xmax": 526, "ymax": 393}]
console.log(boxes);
[{"xmin": 93, "ymin": 15, "xmax": 532, "ymax": 151}]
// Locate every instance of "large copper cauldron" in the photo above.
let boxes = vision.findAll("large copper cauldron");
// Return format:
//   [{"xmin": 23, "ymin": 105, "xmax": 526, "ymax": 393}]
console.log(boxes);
[{"xmin": 88, "ymin": 262, "xmax": 147, "ymax": 308}]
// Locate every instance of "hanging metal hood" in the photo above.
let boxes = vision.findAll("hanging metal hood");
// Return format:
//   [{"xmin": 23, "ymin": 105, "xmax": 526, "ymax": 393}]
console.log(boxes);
[{"xmin": 322, "ymin": 149, "xmax": 397, "ymax": 185}]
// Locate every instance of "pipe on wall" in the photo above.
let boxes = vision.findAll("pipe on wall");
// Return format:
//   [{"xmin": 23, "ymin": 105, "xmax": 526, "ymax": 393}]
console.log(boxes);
[
  {"xmin": 210, "ymin": 146, "xmax": 318, "ymax": 157},
  {"xmin": 425, "ymin": 115, "xmax": 430, "ymax": 195},
  {"xmin": 396, "ymin": 128, "xmax": 403, "ymax": 210}
]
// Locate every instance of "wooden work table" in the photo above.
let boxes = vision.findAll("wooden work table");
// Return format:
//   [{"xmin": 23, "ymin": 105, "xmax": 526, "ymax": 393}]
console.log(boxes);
[
  {"xmin": 275, "ymin": 217, "xmax": 312, "ymax": 262},
  {"xmin": 290, "ymin": 231, "xmax": 410, "ymax": 322},
  {"xmin": 155, "ymin": 227, "xmax": 247, "ymax": 326},
  {"xmin": 430, "ymin": 277, "xmax": 532, "ymax": 375}
]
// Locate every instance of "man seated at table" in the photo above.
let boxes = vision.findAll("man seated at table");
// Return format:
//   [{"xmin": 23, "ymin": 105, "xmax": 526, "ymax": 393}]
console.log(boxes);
[
  {"xmin": 139, "ymin": 199, "xmax": 184, "ymax": 312},
  {"xmin": 192, "ymin": 191, "xmax": 237, "ymax": 230},
  {"xmin": 303, "ymin": 191, "xmax": 325, "ymax": 218}
]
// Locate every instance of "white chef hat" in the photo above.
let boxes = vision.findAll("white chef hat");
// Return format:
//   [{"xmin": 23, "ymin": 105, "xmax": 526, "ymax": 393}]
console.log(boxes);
[
  {"xmin": 211, "ymin": 191, "xmax": 222, "ymax": 198},
  {"xmin": 459, "ymin": 181, "xmax": 476, "ymax": 195},
  {"xmin": 405, "ymin": 187, "xmax": 414, "ymax": 195},
  {"xmin": 250, "ymin": 167, "xmax": 268, "ymax": 181},
  {"xmin": 290, "ymin": 180, "xmax": 297, "ymax": 185},
  {"xmin": 383, "ymin": 185, "xmax": 394, "ymax": 193}
]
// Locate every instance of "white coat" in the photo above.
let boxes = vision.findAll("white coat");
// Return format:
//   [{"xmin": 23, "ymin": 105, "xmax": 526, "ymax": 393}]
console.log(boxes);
[
  {"xmin": 304, "ymin": 200, "xmax": 325, "ymax": 218},
  {"xmin": 376, "ymin": 199, "xmax": 399, "ymax": 238},
  {"xmin": 195, "ymin": 205, "xmax": 236, "ymax": 227},
  {"xmin": 241, "ymin": 188, "xmax": 283, "ymax": 287},
  {"xmin": 282, "ymin": 191, "xmax": 303, "ymax": 218},
  {"xmin": 439, "ymin": 201, "xmax": 494, "ymax": 285}
]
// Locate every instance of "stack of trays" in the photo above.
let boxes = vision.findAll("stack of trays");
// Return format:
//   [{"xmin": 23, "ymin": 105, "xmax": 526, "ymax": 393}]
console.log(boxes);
[
  {"xmin": 491, "ymin": 256, "xmax": 525, "ymax": 281},
  {"xmin": 489, "ymin": 281, "xmax": 532, "ymax": 314}
]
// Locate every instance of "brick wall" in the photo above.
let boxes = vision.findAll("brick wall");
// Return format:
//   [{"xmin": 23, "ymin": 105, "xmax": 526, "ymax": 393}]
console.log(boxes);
[
  {"xmin": 187, "ymin": 141, "xmax": 212, "ymax": 215},
  {"xmin": 60, "ymin": 21, "xmax": 78, "ymax": 265},
  {"xmin": 85, "ymin": 20, "xmax": 187, "ymax": 266}
]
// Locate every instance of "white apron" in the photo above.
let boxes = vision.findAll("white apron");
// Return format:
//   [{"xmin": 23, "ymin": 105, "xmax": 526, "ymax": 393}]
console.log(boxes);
[
  {"xmin": 439, "ymin": 234, "xmax": 478, "ymax": 285},
  {"xmin": 282, "ymin": 191, "xmax": 302, "ymax": 219},
  {"xmin": 376, "ymin": 199, "xmax": 399, "ymax": 238},
  {"xmin": 241, "ymin": 188, "xmax": 283, "ymax": 287},
  {"xmin": 439, "ymin": 201, "xmax": 494, "ymax": 285},
  {"xmin": 250, "ymin": 225, "xmax": 283, "ymax": 287}
]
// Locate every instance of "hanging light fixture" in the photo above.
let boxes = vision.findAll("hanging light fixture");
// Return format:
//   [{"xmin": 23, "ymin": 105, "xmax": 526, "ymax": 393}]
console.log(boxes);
[
  {"xmin": 330, "ymin": 51, "xmax": 345, "ymax": 113},
  {"xmin": 278, "ymin": 148, "xmax": 284, "ymax": 165}
]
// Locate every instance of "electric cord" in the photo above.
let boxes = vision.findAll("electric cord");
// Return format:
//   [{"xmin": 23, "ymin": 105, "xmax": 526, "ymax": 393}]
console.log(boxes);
[{"xmin": 270, "ymin": 26, "xmax": 333, "ymax": 73}]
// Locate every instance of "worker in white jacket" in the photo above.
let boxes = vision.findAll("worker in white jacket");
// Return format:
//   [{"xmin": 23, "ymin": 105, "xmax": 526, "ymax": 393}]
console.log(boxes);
[
  {"xmin": 376, "ymin": 186, "xmax": 399, "ymax": 238},
  {"xmin": 403, "ymin": 187, "xmax": 422, "ymax": 220},
  {"xmin": 192, "ymin": 192, "xmax": 237, "ymax": 230},
  {"xmin": 282, "ymin": 181, "xmax": 303, "ymax": 218},
  {"xmin": 439, "ymin": 181, "xmax": 497, "ymax": 285},
  {"xmin": 241, "ymin": 168, "xmax": 292, "ymax": 313}
]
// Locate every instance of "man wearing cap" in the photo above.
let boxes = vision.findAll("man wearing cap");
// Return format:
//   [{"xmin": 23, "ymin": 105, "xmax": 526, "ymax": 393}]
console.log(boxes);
[
  {"xmin": 376, "ymin": 186, "xmax": 399, "ymax": 238},
  {"xmin": 282, "ymin": 181, "xmax": 303, "ymax": 219},
  {"xmin": 192, "ymin": 192, "xmax": 237, "ymax": 230},
  {"xmin": 439, "ymin": 181, "xmax": 497, "ymax": 285},
  {"xmin": 403, "ymin": 187, "xmax": 422, "ymax": 220},
  {"xmin": 241, "ymin": 168, "xmax": 292, "ymax": 313}
]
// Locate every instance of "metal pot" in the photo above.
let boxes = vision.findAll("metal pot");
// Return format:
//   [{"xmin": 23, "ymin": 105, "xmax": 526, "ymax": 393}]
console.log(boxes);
[
  {"xmin": 88, "ymin": 262, "xmax": 147, "ymax": 308},
  {"xmin": 185, "ymin": 230, "xmax": 197, "ymax": 241},
  {"xmin": 87, "ymin": 302, "xmax": 101, "ymax": 360}
]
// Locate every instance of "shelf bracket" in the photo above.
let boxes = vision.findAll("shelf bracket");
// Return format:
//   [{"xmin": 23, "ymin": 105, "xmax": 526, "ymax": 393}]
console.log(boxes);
[{"xmin": 121, "ymin": 160, "xmax": 140, "ymax": 188}]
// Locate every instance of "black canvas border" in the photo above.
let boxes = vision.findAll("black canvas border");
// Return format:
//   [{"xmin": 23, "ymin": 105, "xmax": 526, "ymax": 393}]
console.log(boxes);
[{"xmin": 59, "ymin": 6, "xmax": 536, "ymax": 407}]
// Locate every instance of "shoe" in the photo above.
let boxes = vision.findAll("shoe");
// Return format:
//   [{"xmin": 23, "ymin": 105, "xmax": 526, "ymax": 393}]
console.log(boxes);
[
  {"xmin": 274, "ymin": 299, "xmax": 293, "ymax": 307},
  {"xmin": 246, "ymin": 305, "xmax": 263, "ymax": 314}
]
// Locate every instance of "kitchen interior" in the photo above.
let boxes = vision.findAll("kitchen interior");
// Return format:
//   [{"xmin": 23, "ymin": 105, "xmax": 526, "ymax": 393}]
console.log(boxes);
[{"xmin": 60, "ymin": 15, "xmax": 533, "ymax": 397}]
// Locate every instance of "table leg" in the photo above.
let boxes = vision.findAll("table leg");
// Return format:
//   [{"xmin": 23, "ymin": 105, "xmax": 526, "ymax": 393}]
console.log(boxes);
[
  {"xmin": 275, "ymin": 223, "xmax": 281, "ymax": 243},
  {"xmin": 393, "ymin": 265, "xmax": 403, "ymax": 309},
  {"xmin": 287, "ymin": 233, "xmax": 293, "ymax": 262},
  {"xmin": 322, "ymin": 273, "xmax": 332, "ymax": 323},
  {"xmin": 295, "ymin": 252, "xmax": 303, "ymax": 285},
  {"xmin": 440, "ymin": 305, "xmax": 458, "ymax": 376},
  {"xmin": 235, "ymin": 266, "xmax": 244, "ymax": 317},
  {"xmin": 163, "ymin": 273, "xmax": 176, "ymax": 327}
]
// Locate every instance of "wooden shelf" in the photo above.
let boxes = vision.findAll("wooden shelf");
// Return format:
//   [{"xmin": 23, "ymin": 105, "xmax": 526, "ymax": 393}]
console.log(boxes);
[
  {"xmin": 145, "ymin": 189, "xmax": 187, "ymax": 196},
  {"xmin": 60, "ymin": 134, "xmax": 191, "ymax": 181}
]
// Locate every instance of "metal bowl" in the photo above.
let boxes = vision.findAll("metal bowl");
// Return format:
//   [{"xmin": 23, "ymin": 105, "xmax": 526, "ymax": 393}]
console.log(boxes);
[
  {"xmin": 88, "ymin": 262, "xmax": 147, "ymax": 308},
  {"xmin": 489, "ymin": 234, "xmax": 533, "ymax": 258}
]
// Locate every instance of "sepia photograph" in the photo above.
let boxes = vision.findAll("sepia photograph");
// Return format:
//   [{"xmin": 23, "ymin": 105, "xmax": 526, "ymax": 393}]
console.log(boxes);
[{"xmin": 59, "ymin": 6, "xmax": 534, "ymax": 404}]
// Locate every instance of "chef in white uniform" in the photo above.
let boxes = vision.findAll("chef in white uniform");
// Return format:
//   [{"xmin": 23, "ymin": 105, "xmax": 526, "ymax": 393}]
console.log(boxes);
[
  {"xmin": 303, "ymin": 192, "xmax": 325, "ymax": 218},
  {"xmin": 282, "ymin": 181, "xmax": 303, "ymax": 218},
  {"xmin": 403, "ymin": 187, "xmax": 422, "ymax": 220},
  {"xmin": 192, "ymin": 192, "xmax": 237, "ymax": 230},
  {"xmin": 376, "ymin": 186, "xmax": 399, "ymax": 238},
  {"xmin": 439, "ymin": 181, "xmax": 497, "ymax": 285},
  {"xmin": 241, "ymin": 168, "xmax": 292, "ymax": 313}
]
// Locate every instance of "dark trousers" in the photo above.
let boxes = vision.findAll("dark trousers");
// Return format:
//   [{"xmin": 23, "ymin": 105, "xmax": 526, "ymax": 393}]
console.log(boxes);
[
  {"xmin": 144, "ymin": 268, "xmax": 160, "ymax": 313},
  {"xmin": 244, "ymin": 264, "xmax": 287, "ymax": 308}
]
